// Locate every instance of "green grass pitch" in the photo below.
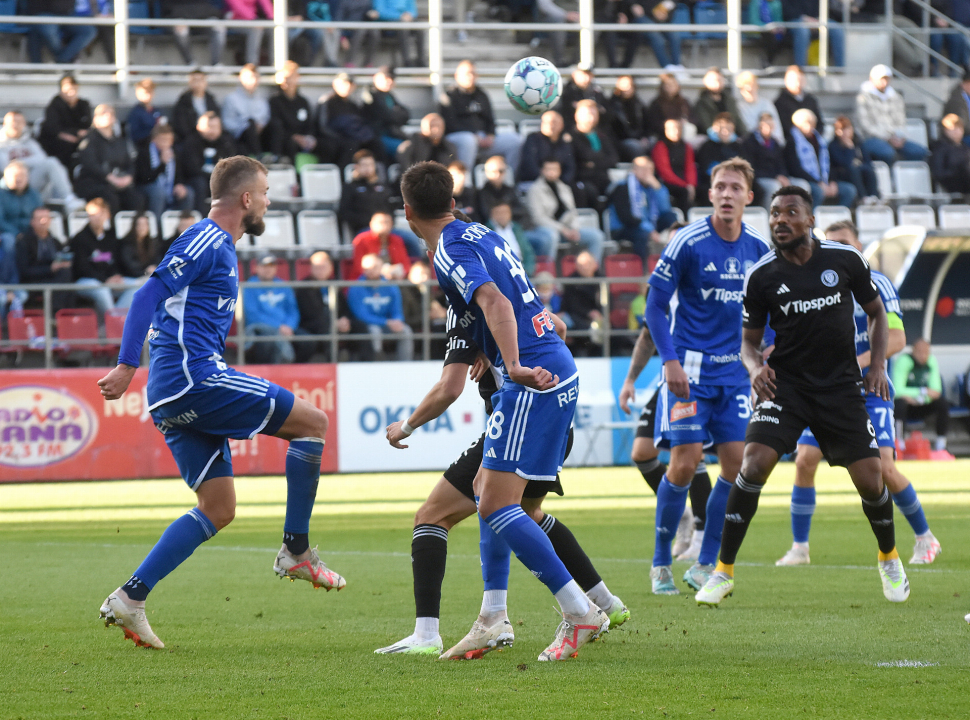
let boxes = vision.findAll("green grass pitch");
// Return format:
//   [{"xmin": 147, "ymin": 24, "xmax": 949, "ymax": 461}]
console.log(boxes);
[{"xmin": 1, "ymin": 461, "xmax": 968, "ymax": 719}]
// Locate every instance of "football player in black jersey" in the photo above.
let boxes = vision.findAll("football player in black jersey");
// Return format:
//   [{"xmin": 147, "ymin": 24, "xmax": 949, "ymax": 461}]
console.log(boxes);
[{"xmin": 695, "ymin": 185, "xmax": 910, "ymax": 606}]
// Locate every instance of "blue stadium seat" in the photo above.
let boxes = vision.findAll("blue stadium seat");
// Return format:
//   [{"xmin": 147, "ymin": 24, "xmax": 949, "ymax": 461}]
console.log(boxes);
[
  {"xmin": 0, "ymin": 0, "xmax": 27, "ymax": 34},
  {"xmin": 693, "ymin": 2, "xmax": 727, "ymax": 40},
  {"xmin": 129, "ymin": 0, "xmax": 165, "ymax": 36}
]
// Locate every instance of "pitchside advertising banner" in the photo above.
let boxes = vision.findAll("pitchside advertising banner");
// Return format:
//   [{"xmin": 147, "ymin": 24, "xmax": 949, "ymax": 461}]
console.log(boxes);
[{"xmin": 0, "ymin": 358, "xmax": 659, "ymax": 481}]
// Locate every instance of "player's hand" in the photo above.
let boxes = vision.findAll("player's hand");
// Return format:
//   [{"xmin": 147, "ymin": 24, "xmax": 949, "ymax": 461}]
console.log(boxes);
[
  {"xmin": 509, "ymin": 363, "xmax": 558, "ymax": 391},
  {"xmin": 619, "ymin": 379, "xmax": 636, "ymax": 415},
  {"xmin": 469, "ymin": 353, "xmax": 490, "ymax": 382},
  {"xmin": 385, "ymin": 420, "xmax": 410, "ymax": 449},
  {"xmin": 664, "ymin": 360, "xmax": 690, "ymax": 400},
  {"xmin": 98, "ymin": 364, "xmax": 136, "ymax": 401},
  {"xmin": 864, "ymin": 366, "xmax": 891, "ymax": 401},
  {"xmin": 750, "ymin": 364, "xmax": 777, "ymax": 402}
]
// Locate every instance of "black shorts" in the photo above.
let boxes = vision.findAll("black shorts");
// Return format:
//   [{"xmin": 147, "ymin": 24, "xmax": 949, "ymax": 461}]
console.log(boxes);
[
  {"xmin": 635, "ymin": 391, "xmax": 659, "ymax": 440},
  {"xmin": 745, "ymin": 378, "xmax": 879, "ymax": 468},
  {"xmin": 444, "ymin": 430, "xmax": 570, "ymax": 501}
]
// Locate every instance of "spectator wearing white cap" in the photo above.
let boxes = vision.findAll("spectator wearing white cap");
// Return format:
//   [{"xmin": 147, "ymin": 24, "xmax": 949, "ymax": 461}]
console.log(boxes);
[{"xmin": 855, "ymin": 64, "xmax": 929, "ymax": 166}]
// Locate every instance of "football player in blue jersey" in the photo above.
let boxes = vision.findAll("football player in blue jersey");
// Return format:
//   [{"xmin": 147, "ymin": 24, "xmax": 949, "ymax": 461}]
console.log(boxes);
[
  {"xmin": 96, "ymin": 156, "xmax": 344, "ymax": 650},
  {"xmin": 644, "ymin": 157, "xmax": 772, "ymax": 595},
  {"xmin": 400, "ymin": 161, "xmax": 611, "ymax": 662},
  {"xmin": 775, "ymin": 220, "xmax": 940, "ymax": 567}
]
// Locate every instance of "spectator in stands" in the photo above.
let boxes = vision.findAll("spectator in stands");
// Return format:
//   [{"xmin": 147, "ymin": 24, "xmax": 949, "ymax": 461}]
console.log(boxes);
[
  {"xmin": 295, "ymin": 250, "xmax": 353, "ymax": 361},
  {"xmin": 696, "ymin": 113, "xmax": 743, "ymax": 200},
  {"xmin": 559, "ymin": 62, "xmax": 610, "ymax": 134},
  {"xmin": 487, "ymin": 202, "xmax": 536, "ymax": 276},
  {"xmin": 783, "ymin": 0, "xmax": 845, "ymax": 69},
  {"xmin": 171, "ymin": 69, "xmax": 221, "ymax": 143},
  {"xmin": 600, "ymin": 0, "xmax": 640, "ymax": 69},
  {"xmin": 893, "ymin": 338, "xmax": 954, "ymax": 459},
  {"xmin": 741, "ymin": 112, "xmax": 793, "ymax": 210},
  {"xmin": 39, "ymin": 74, "xmax": 92, "ymax": 172},
  {"xmin": 559, "ymin": 249, "xmax": 604, "ymax": 356},
  {"xmin": 645, "ymin": 72, "xmax": 694, "ymax": 140},
  {"xmin": 0, "ymin": 111, "xmax": 81, "ymax": 209},
  {"xmin": 286, "ymin": 0, "xmax": 327, "ymax": 67},
  {"xmin": 695, "ymin": 67, "xmax": 746, "ymax": 136},
  {"xmin": 267, "ymin": 61, "xmax": 318, "ymax": 164},
  {"xmin": 448, "ymin": 161, "xmax": 479, "ymax": 222},
  {"xmin": 630, "ymin": 0, "xmax": 685, "ymax": 71},
  {"xmin": 15, "ymin": 206, "xmax": 74, "ymax": 311},
  {"xmin": 535, "ymin": 0, "xmax": 579, "ymax": 67},
  {"xmin": 735, "ymin": 71, "xmax": 783, "ymax": 146},
  {"xmin": 337, "ymin": 0, "xmax": 379, "ymax": 68},
  {"xmin": 348, "ymin": 252, "xmax": 413, "ymax": 361},
  {"xmin": 127, "ymin": 79, "xmax": 164, "ymax": 147},
  {"xmin": 533, "ymin": 271, "xmax": 561, "ymax": 314},
  {"xmin": 75, "ymin": 105, "xmax": 145, "ymax": 215},
  {"xmin": 527, "ymin": 158, "xmax": 604, "ymax": 261},
  {"xmin": 160, "ymin": 0, "xmax": 227, "ymax": 67},
  {"xmin": 351, "ymin": 211, "xmax": 412, "ymax": 279},
  {"xmin": 746, "ymin": 0, "xmax": 785, "ymax": 66},
  {"xmin": 396, "ymin": 112, "xmax": 457, "ymax": 169},
  {"xmin": 244, "ymin": 254, "xmax": 311, "ymax": 364},
  {"xmin": 572, "ymin": 99, "xmax": 619, "ymax": 210},
  {"xmin": 930, "ymin": 113, "xmax": 970, "ymax": 195},
  {"xmin": 929, "ymin": 1, "xmax": 970, "ymax": 76},
  {"xmin": 182, "ymin": 112, "xmax": 237, "ymax": 215},
  {"xmin": 118, "ymin": 212, "xmax": 160, "ymax": 279},
  {"xmin": 372, "ymin": 0, "xmax": 424, "ymax": 67},
  {"xmin": 26, "ymin": 0, "xmax": 98, "ymax": 65},
  {"xmin": 319, "ymin": 72, "xmax": 383, "ymax": 164},
  {"xmin": 609, "ymin": 75, "xmax": 651, "ymax": 162},
  {"xmin": 439, "ymin": 60, "xmax": 523, "ymax": 175},
  {"xmin": 517, "ymin": 109, "xmax": 576, "ymax": 185},
  {"xmin": 224, "ymin": 0, "xmax": 274, "ymax": 66},
  {"xmin": 400, "ymin": 259, "xmax": 447, "ymax": 347},
  {"xmin": 855, "ymin": 65, "xmax": 929, "ymax": 165},
  {"xmin": 0, "ymin": 161, "xmax": 42, "ymax": 268},
  {"xmin": 651, "ymin": 117, "xmax": 696, "ymax": 216},
  {"xmin": 159, "ymin": 209, "xmax": 196, "ymax": 258},
  {"xmin": 477, "ymin": 155, "xmax": 525, "ymax": 225},
  {"xmin": 362, "ymin": 67, "xmax": 412, "ymax": 158},
  {"xmin": 70, "ymin": 197, "xmax": 138, "ymax": 313},
  {"xmin": 786, "ymin": 108, "xmax": 857, "ymax": 209},
  {"xmin": 222, "ymin": 64, "xmax": 272, "ymax": 158},
  {"xmin": 340, "ymin": 149, "xmax": 398, "ymax": 235},
  {"xmin": 775, "ymin": 65, "xmax": 825, "ymax": 139},
  {"xmin": 608, "ymin": 155, "xmax": 677, "ymax": 260},
  {"xmin": 136, "ymin": 125, "xmax": 194, "ymax": 222},
  {"xmin": 830, "ymin": 115, "xmax": 880, "ymax": 203},
  {"xmin": 942, "ymin": 68, "xmax": 970, "ymax": 143}
]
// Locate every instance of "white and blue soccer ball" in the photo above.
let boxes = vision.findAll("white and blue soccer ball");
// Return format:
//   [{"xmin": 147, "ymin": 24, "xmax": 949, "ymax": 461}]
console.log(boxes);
[{"xmin": 504, "ymin": 56, "xmax": 562, "ymax": 115}]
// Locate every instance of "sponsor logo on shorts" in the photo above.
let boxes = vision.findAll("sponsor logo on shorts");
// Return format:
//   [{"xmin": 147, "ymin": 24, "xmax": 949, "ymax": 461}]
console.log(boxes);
[
  {"xmin": 154, "ymin": 409, "xmax": 199, "ymax": 434},
  {"xmin": 751, "ymin": 412, "xmax": 780, "ymax": 424},
  {"xmin": 709, "ymin": 353, "xmax": 740, "ymax": 364},
  {"xmin": 821, "ymin": 269, "xmax": 839, "ymax": 287},
  {"xmin": 778, "ymin": 292, "xmax": 842, "ymax": 315},
  {"xmin": 758, "ymin": 400, "xmax": 783, "ymax": 412},
  {"xmin": 670, "ymin": 401, "xmax": 697, "ymax": 422}
]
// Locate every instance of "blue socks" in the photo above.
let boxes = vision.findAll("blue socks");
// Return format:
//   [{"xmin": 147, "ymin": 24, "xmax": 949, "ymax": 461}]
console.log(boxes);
[
  {"xmin": 892, "ymin": 484, "xmax": 930, "ymax": 536},
  {"xmin": 125, "ymin": 508, "xmax": 217, "ymax": 600},
  {"xmin": 790, "ymin": 486, "xmax": 816, "ymax": 544},
  {"xmin": 483, "ymin": 504, "xmax": 572, "ymax": 594},
  {"xmin": 653, "ymin": 476, "xmax": 690, "ymax": 567},
  {"xmin": 283, "ymin": 438, "xmax": 324, "ymax": 555},
  {"xmin": 698, "ymin": 475, "xmax": 733, "ymax": 567},
  {"xmin": 477, "ymin": 501, "xmax": 511, "ymax": 591}
]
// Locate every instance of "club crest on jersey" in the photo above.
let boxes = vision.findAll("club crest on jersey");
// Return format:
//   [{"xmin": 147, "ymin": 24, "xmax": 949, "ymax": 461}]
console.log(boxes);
[
  {"xmin": 821, "ymin": 269, "xmax": 839, "ymax": 287},
  {"xmin": 720, "ymin": 256, "xmax": 746, "ymax": 280},
  {"xmin": 670, "ymin": 401, "xmax": 697, "ymax": 422}
]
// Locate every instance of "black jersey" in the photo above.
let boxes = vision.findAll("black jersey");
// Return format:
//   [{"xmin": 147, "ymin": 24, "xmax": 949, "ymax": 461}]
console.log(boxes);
[
  {"xmin": 742, "ymin": 239, "xmax": 880, "ymax": 388},
  {"xmin": 443, "ymin": 306, "xmax": 498, "ymax": 413}
]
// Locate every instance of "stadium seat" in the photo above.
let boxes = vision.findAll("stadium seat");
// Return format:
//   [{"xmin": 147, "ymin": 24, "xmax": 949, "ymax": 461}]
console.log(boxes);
[
  {"xmin": 533, "ymin": 256, "xmax": 556, "ymax": 277},
  {"xmin": 55, "ymin": 308, "xmax": 101, "ymax": 354},
  {"xmin": 338, "ymin": 257, "xmax": 356, "ymax": 280},
  {"xmin": 402, "ymin": 120, "xmax": 422, "ymax": 137},
  {"xmin": 473, "ymin": 162, "xmax": 514, "ymax": 189},
  {"xmin": 225, "ymin": 317, "xmax": 239, "ymax": 350},
  {"xmin": 856, "ymin": 204, "xmax": 895, "ymax": 246},
  {"xmin": 604, "ymin": 253, "xmax": 644, "ymax": 296},
  {"xmin": 813, "ymin": 205, "xmax": 853, "ymax": 232},
  {"xmin": 575, "ymin": 208, "xmax": 601, "ymax": 231},
  {"xmin": 342, "ymin": 161, "xmax": 388, "ymax": 184},
  {"xmin": 938, "ymin": 204, "xmax": 970, "ymax": 229},
  {"xmin": 5, "ymin": 309, "xmax": 45, "ymax": 358},
  {"xmin": 693, "ymin": 2, "xmax": 727, "ymax": 39},
  {"xmin": 296, "ymin": 209, "xmax": 341, "ymax": 252},
  {"xmin": 246, "ymin": 210, "xmax": 297, "ymax": 251},
  {"xmin": 494, "ymin": 119, "xmax": 517, "ymax": 135},
  {"xmin": 872, "ymin": 161, "xmax": 894, "ymax": 198},
  {"xmin": 560, "ymin": 254, "xmax": 577, "ymax": 278},
  {"xmin": 519, "ymin": 118, "xmax": 541, "ymax": 138},
  {"xmin": 160, "ymin": 209, "xmax": 202, "ymax": 239},
  {"xmin": 687, "ymin": 207, "xmax": 714, "ymax": 223},
  {"xmin": 294, "ymin": 257, "xmax": 312, "ymax": 280},
  {"xmin": 742, "ymin": 207, "xmax": 769, "ymax": 238},
  {"xmin": 267, "ymin": 164, "xmax": 299, "ymax": 202},
  {"xmin": 892, "ymin": 161, "xmax": 948, "ymax": 202},
  {"xmin": 47, "ymin": 211, "xmax": 67, "ymax": 243},
  {"xmin": 903, "ymin": 118, "xmax": 929, "ymax": 148},
  {"xmin": 299, "ymin": 164, "xmax": 342, "ymax": 204},
  {"xmin": 114, "ymin": 211, "xmax": 159, "ymax": 240},
  {"xmin": 68, "ymin": 209, "xmax": 89, "ymax": 238},
  {"xmin": 610, "ymin": 306, "xmax": 630, "ymax": 330},
  {"xmin": 248, "ymin": 258, "xmax": 291, "ymax": 280},
  {"xmin": 104, "ymin": 308, "xmax": 127, "ymax": 347},
  {"xmin": 607, "ymin": 167, "xmax": 628, "ymax": 185},
  {"xmin": 896, "ymin": 204, "xmax": 936, "ymax": 229},
  {"xmin": 647, "ymin": 254, "xmax": 660, "ymax": 273},
  {"xmin": 0, "ymin": 0, "xmax": 29, "ymax": 62},
  {"xmin": 671, "ymin": 207, "xmax": 685, "ymax": 223}
]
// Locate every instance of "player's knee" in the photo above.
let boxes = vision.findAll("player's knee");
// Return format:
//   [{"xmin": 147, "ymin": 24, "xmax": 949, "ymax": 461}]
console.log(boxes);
[
  {"xmin": 307, "ymin": 408, "xmax": 329, "ymax": 439},
  {"xmin": 667, "ymin": 457, "xmax": 697, "ymax": 484},
  {"xmin": 204, "ymin": 504, "xmax": 235, "ymax": 530},
  {"xmin": 630, "ymin": 442, "xmax": 657, "ymax": 465}
]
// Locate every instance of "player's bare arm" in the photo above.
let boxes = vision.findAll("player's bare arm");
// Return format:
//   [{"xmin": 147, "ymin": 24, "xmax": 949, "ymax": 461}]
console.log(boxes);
[
  {"xmin": 386, "ymin": 362, "xmax": 469, "ymax": 449},
  {"xmin": 619, "ymin": 327, "xmax": 657, "ymax": 414},
  {"xmin": 98, "ymin": 363, "xmax": 137, "ymax": 400},
  {"xmin": 473, "ymin": 282, "xmax": 558, "ymax": 391},
  {"xmin": 861, "ymin": 296, "xmax": 890, "ymax": 400},
  {"xmin": 742, "ymin": 326, "xmax": 776, "ymax": 402}
]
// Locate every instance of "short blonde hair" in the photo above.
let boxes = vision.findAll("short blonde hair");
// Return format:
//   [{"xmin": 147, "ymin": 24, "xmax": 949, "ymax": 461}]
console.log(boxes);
[
  {"xmin": 710, "ymin": 157, "xmax": 755, "ymax": 192},
  {"xmin": 942, "ymin": 113, "xmax": 964, "ymax": 131},
  {"xmin": 210, "ymin": 156, "xmax": 267, "ymax": 200}
]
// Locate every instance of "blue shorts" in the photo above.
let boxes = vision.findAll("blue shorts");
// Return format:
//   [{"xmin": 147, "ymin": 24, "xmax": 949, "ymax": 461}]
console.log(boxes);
[
  {"xmin": 481, "ymin": 372, "xmax": 578, "ymax": 482},
  {"xmin": 798, "ymin": 393, "xmax": 895, "ymax": 450},
  {"xmin": 658, "ymin": 381, "xmax": 752, "ymax": 448},
  {"xmin": 150, "ymin": 368, "xmax": 295, "ymax": 490}
]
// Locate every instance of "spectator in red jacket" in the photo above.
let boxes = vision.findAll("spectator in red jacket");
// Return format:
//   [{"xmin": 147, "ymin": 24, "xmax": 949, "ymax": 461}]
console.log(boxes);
[
  {"xmin": 350, "ymin": 211, "xmax": 411, "ymax": 280},
  {"xmin": 651, "ymin": 117, "xmax": 696, "ymax": 215}
]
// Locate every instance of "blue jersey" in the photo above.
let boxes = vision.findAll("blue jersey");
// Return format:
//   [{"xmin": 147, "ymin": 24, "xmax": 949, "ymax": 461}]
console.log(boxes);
[
  {"xmin": 146, "ymin": 219, "xmax": 239, "ymax": 410},
  {"xmin": 647, "ymin": 216, "xmax": 771, "ymax": 385},
  {"xmin": 433, "ymin": 219, "xmax": 575, "ymax": 381},
  {"xmin": 855, "ymin": 269, "xmax": 900, "ymax": 364}
]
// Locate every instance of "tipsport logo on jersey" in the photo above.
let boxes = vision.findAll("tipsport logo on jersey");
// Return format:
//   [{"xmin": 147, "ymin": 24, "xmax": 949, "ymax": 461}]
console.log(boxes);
[{"xmin": 0, "ymin": 385, "xmax": 98, "ymax": 468}]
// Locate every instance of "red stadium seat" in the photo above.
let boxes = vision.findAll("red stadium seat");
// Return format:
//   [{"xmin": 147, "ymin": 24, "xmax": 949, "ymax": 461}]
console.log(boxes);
[
  {"xmin": 225, "ymin": 317, "xmax": 239, "ymax": 350},
  {"xmin": 6, "ymin": 309, "xmax": 45, "ymax": 355},
  {"xmin": 339, "ymin": 258, "xmax": 355, "ymax": 280},
  {"xmin": 104, "ymin": 308, "xmax": 127, "ymax": 355},
  {"xmin": 295, "ymin": 257, "xmax": 312, "ymax": 280},
  {"xmin": 533, "ymin": 256, "xmax": 556, "ymax": 277},
  {"xmin": 55, "ymin": 308, "xmax": 101, "ymax": 353},
  {"xmin": 604, "ymin": 254, "xmax": 644, "ymax": 296},
  {"xmin": 560, "ymin": 254, "xmax": 577, "ymax": 278},
  {"xmin": 610, "ymin": 307, "xmax": 630, "ymax": 330},
  {"xmin": 647, "ymin": 254, "xmax": 660, "ymax": 273},
  {"xmin": 248, "ymin": 258, "xmax": 291, "ymax": 280}
]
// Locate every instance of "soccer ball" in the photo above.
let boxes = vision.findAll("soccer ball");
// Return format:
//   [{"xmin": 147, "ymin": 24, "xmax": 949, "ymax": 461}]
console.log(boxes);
[{"xmin": 504, "ymin": 57, "xmax": 562, "ymax": 115}]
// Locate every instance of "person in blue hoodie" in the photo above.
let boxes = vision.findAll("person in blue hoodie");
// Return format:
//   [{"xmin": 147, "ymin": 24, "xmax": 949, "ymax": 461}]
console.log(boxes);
[
  {"xmin": 347, "ymin": 252, "xmax": 413, "ymax": 361},
  {"xmin": 0, "ymin": 161, "xmax": 43, "ymax": 269},
  {"xmin": 608, "ymin": 156, "xmax": 677, "ymax": 259},
  {"xmin": 243, "ymin": 254, "xmax": 310, "ymax": 364}
]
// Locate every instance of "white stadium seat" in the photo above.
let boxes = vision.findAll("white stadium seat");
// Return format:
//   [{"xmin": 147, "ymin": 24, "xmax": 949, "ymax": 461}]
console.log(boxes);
[
  {"xmin": 246, "ymin": 210, "xmax": 296, "ymax": 251},
  {"xmin": 687, "ymin": 207, "xmax": 714, "ymax": 223},
  {"xmin": 813, "ymin": 205, "xmax": 853, "ymax": 233},
  {"xmin": 742, "ymin": 207, "xmax": 769, "ymax": 238},
  {"xmin": 48, "ymin": 211, "xmax": 67, "ymax": 243},
  {"xmin": 896, "ymin": 204, "xmax": 936, "ymax": 229},
  {"xmin": 519, "ymin": 118, "xmax": 541, "ymax": 138},
  {"xmin": 938, "ymin": 204, "xmax": 970, "ymax": 229},
  {"xmin": 160, "ymin": 210, "xmax": 202, "ymax": 240},
  {"xmin": 113, "ymin": 210, "xmax": 158, "ymax": 240},
  {"xmin": 903, "ymin": 118, "xmax": 929, "ymax": 148},
  {"xmin": 266, "ymin": 164, "xmax": 299, "ymax": 201},
  {"xmin": 299, "ymin": 164, "xmax": 342, "ymax": 204},
  {"xmin": 856, "ymin": 204, "xmax": 896, "ymax": 246},
  {"xmin": 296, "ymin": 210, "xmax": 341, "ymax": 252},
  {"xmin": 68, "ymin": 209, "xmax": 89, "ymax": 238}
]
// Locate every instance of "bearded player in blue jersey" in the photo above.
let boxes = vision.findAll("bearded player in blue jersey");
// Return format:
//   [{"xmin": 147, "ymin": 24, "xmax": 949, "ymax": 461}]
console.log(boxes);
[
  {"xmin": 645, "ymin": 157, "xmax": 772, "ymax": 595},
  {"xmin": 400, "ymin": 161, "xmax": 610, "ymax": 662},
  {"xmin": 96, "ymin": 157, "xmax": 344, "ymax": 650}
]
